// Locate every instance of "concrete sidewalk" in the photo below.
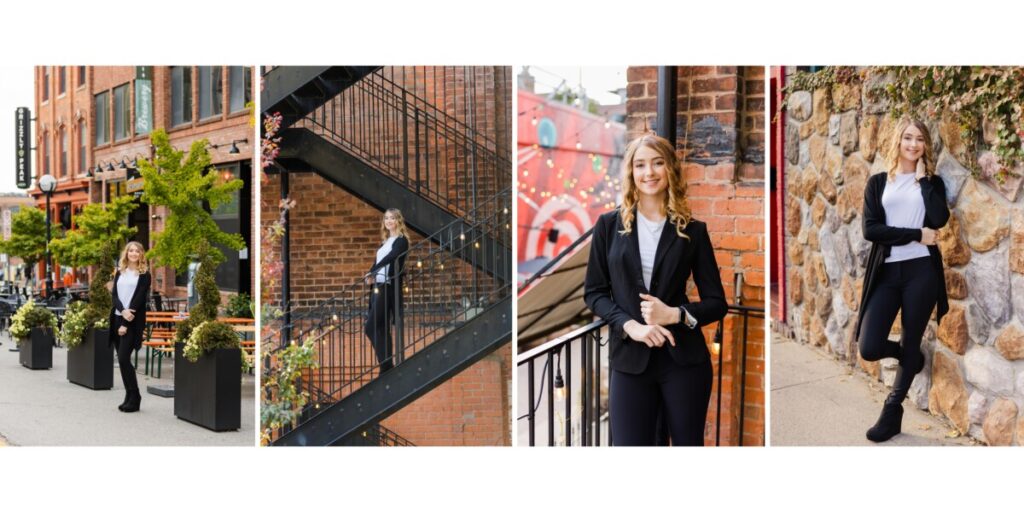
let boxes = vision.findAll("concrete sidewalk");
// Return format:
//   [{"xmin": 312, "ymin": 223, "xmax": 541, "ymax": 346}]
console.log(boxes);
[
  {"xmin": 0, "ymin": 333, "xmax": 255, "ymax": 446},
  {"xmin": 770, "ymin": 334, "xmax": 975, "ymax": 446}
]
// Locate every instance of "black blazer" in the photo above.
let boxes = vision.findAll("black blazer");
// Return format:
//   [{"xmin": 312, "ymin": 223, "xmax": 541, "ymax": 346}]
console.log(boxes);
[
  {"xmin": 368, "ymin": 235, "xmax": 409, "ymax": 290},
  {"xmin": 107, "ymin": 270, "xmax": 151, "ymax": 351},
  {"xmin": 584, "ymin": 209, "xmax": 727, "ymax": 374},
  {"xmin": 854, "ymin": 172, "xmax": 950, "ymax": 340}
]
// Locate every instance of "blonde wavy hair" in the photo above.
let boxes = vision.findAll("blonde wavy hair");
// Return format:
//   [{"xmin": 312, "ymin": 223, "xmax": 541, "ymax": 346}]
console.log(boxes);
[
  {"xmin": 619, "ymin": 133, "xmax": 692, "ymax": 238},
  {"xmin": 380, "ymin": 208, "xmax": 410, "ymax": 241},
  {"xmin": 886, "ymin": 117, "xmax": 936, "ymax": 181},
  {"xmin": 116, "ymin": 241, "xmax": 149, "ymax": 274}
]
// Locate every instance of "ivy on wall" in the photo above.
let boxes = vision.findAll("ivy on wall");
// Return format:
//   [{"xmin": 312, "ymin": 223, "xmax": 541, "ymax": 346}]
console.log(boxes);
[{"xmin": 780, "ymin": 66, "xmax": 1024, "ymax": 181}]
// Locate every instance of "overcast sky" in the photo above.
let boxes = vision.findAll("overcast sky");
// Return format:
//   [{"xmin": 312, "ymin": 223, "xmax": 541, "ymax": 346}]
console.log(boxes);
[
  {"xmin": 525, "ymin": 66, "xmax": 627, "ymax": 106},
  {"xmin": 0, "ymin": 66, "xmax": 35, "ymax": 194}
]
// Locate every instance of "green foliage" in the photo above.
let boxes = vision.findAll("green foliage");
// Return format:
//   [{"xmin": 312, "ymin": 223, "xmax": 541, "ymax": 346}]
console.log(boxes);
[
  {"xmin": 10, "ymin": 299, "xmax": 58, "ymax": 343},
  {"xmin": 776, "ymin": 66, "xmax": 862, "ymax": 121},
  {"xmin": 183, "ymin": 320, "xmax": 241, "ymax": 362},
  {"xmin": 49, "ymin": 195, "xmax": 136, "ymax": 330},
  {"xmin": 87, "ymin": 249, "xmax": 114, "ymax": 331},
  {"xmin": 58, "ymin": 301, "xmax": 94, "ymax": 349},
  {"xmin": 138, "ymin": 128, "xmax": 246, "ymax": 273},
  {"xmin": 260, "ymin": 336, "xmax": 318, "ymax": 445},
  {"xmin": 0, "ymin": 207, "xmax": 48, "ymax": 266},
  {"xmin": 174, "ymin": 242, "xmax": 222, "ymax": 345},
  {"xmin": 871, "ymin": 66, "xmax": 1024, "ymax": 177},
  {"xmin": 224, "ymin": 292, "xmax": 253, "ymax": 319},
  {"xmin": 49, "ymin": 195, "xmax": 138, "ymax": 269}
]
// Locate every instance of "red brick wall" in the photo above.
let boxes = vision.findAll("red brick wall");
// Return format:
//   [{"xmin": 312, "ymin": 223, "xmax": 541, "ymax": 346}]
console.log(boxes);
[
  {"xmin": 626, "ymin": 65, "xmax": 766, "ymax": 446},
  {"xmin": 264, "ymin": 66, "xmax": 512, "ymax": 445},
  {"xmin": 87, "ymin": 66, "xmax": 256, "ymax": 298}
]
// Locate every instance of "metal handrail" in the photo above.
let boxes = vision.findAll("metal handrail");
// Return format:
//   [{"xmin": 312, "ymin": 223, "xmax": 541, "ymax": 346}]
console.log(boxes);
[{"xmin": 517, "ymin": 304, "xmax": 765, "ymax": 447}]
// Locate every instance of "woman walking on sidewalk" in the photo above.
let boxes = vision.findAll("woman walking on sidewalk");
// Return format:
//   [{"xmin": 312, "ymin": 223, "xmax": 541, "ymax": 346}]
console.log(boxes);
[
  {"xmin": 584, "ymin": 133, "xmax": 727, "ymax": 446},
  {"xmin": 855, "ymin": 117, "xmax": 950, "ymax": 442},
  {"xmin": 108, "ymin": 241, "xmax": 150, "ymax": 413},
  {"xmin": 364, "ymin": 208, "xmax": 409, "ymax": 374}
]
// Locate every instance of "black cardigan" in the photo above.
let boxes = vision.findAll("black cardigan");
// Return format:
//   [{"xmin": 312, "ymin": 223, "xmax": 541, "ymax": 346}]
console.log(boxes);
[
  {"xmin": 368, "ymin": 235, "xmax": 409, "ymax": 289},
  {"xmin": 108, "ymin": 270, "xmax": 151, "ymax": 351},
  {"xmin": 853, "ymin": 172, "xmax": 950, "ymax": 340},
  {"xmin": 584, "ymin": 209, "xmax": 727, "ymax": 374}
]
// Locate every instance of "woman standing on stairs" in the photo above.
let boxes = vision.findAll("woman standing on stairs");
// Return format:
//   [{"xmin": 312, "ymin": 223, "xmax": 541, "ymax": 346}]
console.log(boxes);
[
  {"xmin": 856, "ymin": 117, "xmax": 950, "ymax": 442},
  {"xmin": 108, "ymin": 241, "xmax": 150, "ymax": 413},
  {"xmin": 365, "ymin": 208, "xmax": 409, "ymax": 373},
  {"xmin": 584, "ymin": 133, "xmax": 727, "ymax": 446}
]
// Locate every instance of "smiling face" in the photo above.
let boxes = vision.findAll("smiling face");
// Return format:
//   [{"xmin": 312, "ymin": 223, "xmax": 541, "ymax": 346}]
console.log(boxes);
[
  {"xmin": 899, "ymin": 123, "xmax": 926, "ymax": 166},
  {"xmin": 383, "ymin": 212, "xmax": 397, "ymax": 232},
  {"xmin": 631, "ymin": 144, "xmax": 669, "ymax": 199},
  {"xmin": 127, "ymin": 244, "xmax": 142, "ymax": 263}
]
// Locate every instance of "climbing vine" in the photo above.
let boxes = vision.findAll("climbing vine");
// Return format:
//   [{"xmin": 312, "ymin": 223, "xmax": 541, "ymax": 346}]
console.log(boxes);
[
  {"xmin": 258, "ymin": 110, "xmax": 317, "ymax": 445},
  {"xmin": 871, "ymin": 66, "xmax": 1024, "ymax": 181},
  {"xmin": 778, "ymin": 66, "xmax": 1024, "ymax": 182}
]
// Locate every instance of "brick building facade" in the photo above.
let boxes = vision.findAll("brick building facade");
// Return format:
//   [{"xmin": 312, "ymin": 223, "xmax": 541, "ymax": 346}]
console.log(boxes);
[
  {"xmin": 625, "ymin": 65, "xmax": 766, "ymax": 446},
  {"xmin": 263, "ymin": 66, "xmax": 512, "ymax": 445},
  {"xmin": 32, "ymin": 66, "xmax": 255, "ymax": 299}
]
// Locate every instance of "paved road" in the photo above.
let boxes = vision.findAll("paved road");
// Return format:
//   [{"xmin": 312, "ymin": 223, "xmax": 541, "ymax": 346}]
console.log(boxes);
[
  {"xmin": 770, "ymin": 334, "xmax": 974, "ymax": 446},
  {"xmin": 0, "ymin": 333, "xmax": 256, "ymax": 446}
]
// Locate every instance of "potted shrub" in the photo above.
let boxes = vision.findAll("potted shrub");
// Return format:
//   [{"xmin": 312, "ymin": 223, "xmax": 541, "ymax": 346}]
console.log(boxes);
[
  {"xmin": 11, "ymin": 299, "xmax": 58, "ymax": 370},
  {"xmin": 138, "ymin": 129, "xmax": 247, "ymax": 431},
  {"xmin": 50, "ymin": 196, "xmax": 137, "ymax": 389}
]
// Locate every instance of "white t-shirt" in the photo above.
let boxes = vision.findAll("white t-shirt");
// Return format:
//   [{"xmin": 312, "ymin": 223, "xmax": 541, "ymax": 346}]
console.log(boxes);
[
  {"xmin": 115, "ymin": 269, "xmax": 139, "ymax": 316},
  {"xmin": 374, "ymin": 236, "xmax": 399, "ymax": 283},
  {"xmin": 882, "ymin": 172, "xmax": 930, "ymax": 263},
  {"xmin": 636, "ymin": 212, "xmax": 666, "ymax": 291}
]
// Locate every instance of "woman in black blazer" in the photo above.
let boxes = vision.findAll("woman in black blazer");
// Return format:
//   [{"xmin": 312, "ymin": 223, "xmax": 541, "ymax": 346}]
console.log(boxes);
[
  {"xmin": 108, "ymin": 241, "xmax": 151, "ymax": 413},
  {"xmin": 856, "ymin": 117, "xmax": 949, "ymax": 442},
  {"xmin": 364, "ymin": 208, "xmax": 409, "ymax": 373},
  {"xmin": 584, "ymin": 134, "xmax": 727, "ymax": 446}
]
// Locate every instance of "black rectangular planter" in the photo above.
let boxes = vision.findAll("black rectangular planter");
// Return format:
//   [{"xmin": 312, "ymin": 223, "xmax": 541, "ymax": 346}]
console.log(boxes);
[
  {"xmin": 19, "ymin": 327, "xmax": 53, "ymax": 370},
  {"xmin": 67, "ymin": 328, "xmax": 113, "ymax": 390},
  {"xmin": 173, "ymin": 343, "xmax": 241, "ymax": 432}
]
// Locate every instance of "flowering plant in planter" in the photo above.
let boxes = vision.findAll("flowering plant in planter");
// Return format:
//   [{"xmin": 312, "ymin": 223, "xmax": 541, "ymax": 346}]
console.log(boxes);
[{"xmin": 10, "ymin": 299, "xmax": 58, "ymax": 344}]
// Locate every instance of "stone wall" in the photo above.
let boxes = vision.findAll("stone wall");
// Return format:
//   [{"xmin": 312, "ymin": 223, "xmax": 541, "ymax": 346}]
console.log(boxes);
[{"xmin": 780, "ymin": 66, "xmax": 1024, "ymax": 445}]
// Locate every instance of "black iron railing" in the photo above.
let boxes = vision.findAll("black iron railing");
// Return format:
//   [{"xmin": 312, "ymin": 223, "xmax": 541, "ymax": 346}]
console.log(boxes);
[
  {"xmin": 517, "ymin": 304, "xmax": 764, "ymax": 446},
  {"xmin": 297, "ymin": 68, "xmax": 511, "ymax": 220},
  {"xmin": 264, "ymin": 188, "xmax": 512, "ymax": 441},
  {"xmin": 354, "ymin": 424, "xmax": 416, "ymax": 447}
]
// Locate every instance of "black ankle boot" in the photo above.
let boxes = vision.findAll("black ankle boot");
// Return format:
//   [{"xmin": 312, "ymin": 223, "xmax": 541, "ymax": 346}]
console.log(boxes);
[
  {"xmin": 118, "ymin": 391, "xmax": 130, "ymax": 411},
  {"xmin": 866, "ymin": 398, "xmax": 903, "ymax": 442},
  {"xmin": 122, "ymin": 390, "xmax": 141, "ymax": 413}
]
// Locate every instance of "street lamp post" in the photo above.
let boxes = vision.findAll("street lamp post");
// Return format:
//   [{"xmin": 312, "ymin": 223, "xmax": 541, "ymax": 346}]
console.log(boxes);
[{"xmin": 38, "ymin": 174, "xmax": 57, "ymax": 300}]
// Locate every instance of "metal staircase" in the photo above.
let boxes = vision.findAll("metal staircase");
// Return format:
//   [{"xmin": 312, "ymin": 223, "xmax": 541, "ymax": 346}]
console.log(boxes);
[{"xmin": 263, "ymin": 67, "xmax": 512, "ymax": 446}]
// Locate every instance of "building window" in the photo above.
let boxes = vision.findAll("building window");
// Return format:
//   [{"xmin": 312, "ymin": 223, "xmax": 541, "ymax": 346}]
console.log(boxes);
[
  {"xmin": 171, "ymin": 66, "xmax": 192, "ymax": 126},
  {"xmin": 77, "ymin": 66, "xmax": 86, "ymax": 87},
  {"xmin": 113, "ymin": 84, "xmax": 130, "ymax": 141},
  {"xmin": 229, "ymin": 66, "xmax": 251, "ymax": 113},
  {"xmin": 58, "ymin": 67, "xmax": 66, "ymax": 96},
  {"xmin": 42, "ymin": 67, "xmax": 50, "ymax": 102},
  {"xmin": 94, "ymin": 91, "xmax": 109, "ymax": 145},
  {"xmin": 78, "ymin": 119, "xmax": 87, "ymax": 174},
  {"xmin": 212, "ymin": 163, "xmax": 243, "ymax": 292},
  {"xmin": 198, "ymin": 66, "xmax": 223, "ymax": 120},
  {"xmin": 43, "ymin": 131, "xmax": 50, "ymax": 174},
  {"xmin": 60, "ymin": 128, "xmax": 68, "ymax": 177}
]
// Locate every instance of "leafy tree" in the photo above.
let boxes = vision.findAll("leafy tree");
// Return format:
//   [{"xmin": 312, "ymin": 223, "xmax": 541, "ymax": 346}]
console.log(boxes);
[
  {"xmin": 137, "ymin": 128, "xmax": 246, "ymax": 271},
  {"xmin": 0, "ymin": 207, "xmax": 48, "ymax": 267},
  {"xmin": 138, "ymin": 128, "xmax": 246, "ymax": 345},
  {"xmin": 49, "ymin": 195, "xmax": 139, "ymax": 334}
]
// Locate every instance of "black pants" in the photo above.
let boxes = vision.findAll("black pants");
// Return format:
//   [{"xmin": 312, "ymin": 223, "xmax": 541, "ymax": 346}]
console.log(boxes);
[
  {"xmin": 610, "ymin": 348, "xmax": 713, "ymax": 446},
  {"xmin": 365, "ymin": 283, "xmax": 397, "ymax": 372},
  {"xmin": 114, "ymin": 336, "xmax": 139, "ymax": 393},
  {"xmin": 858, "ymin": 256, "xmax": 937, "ymax": 403}
]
